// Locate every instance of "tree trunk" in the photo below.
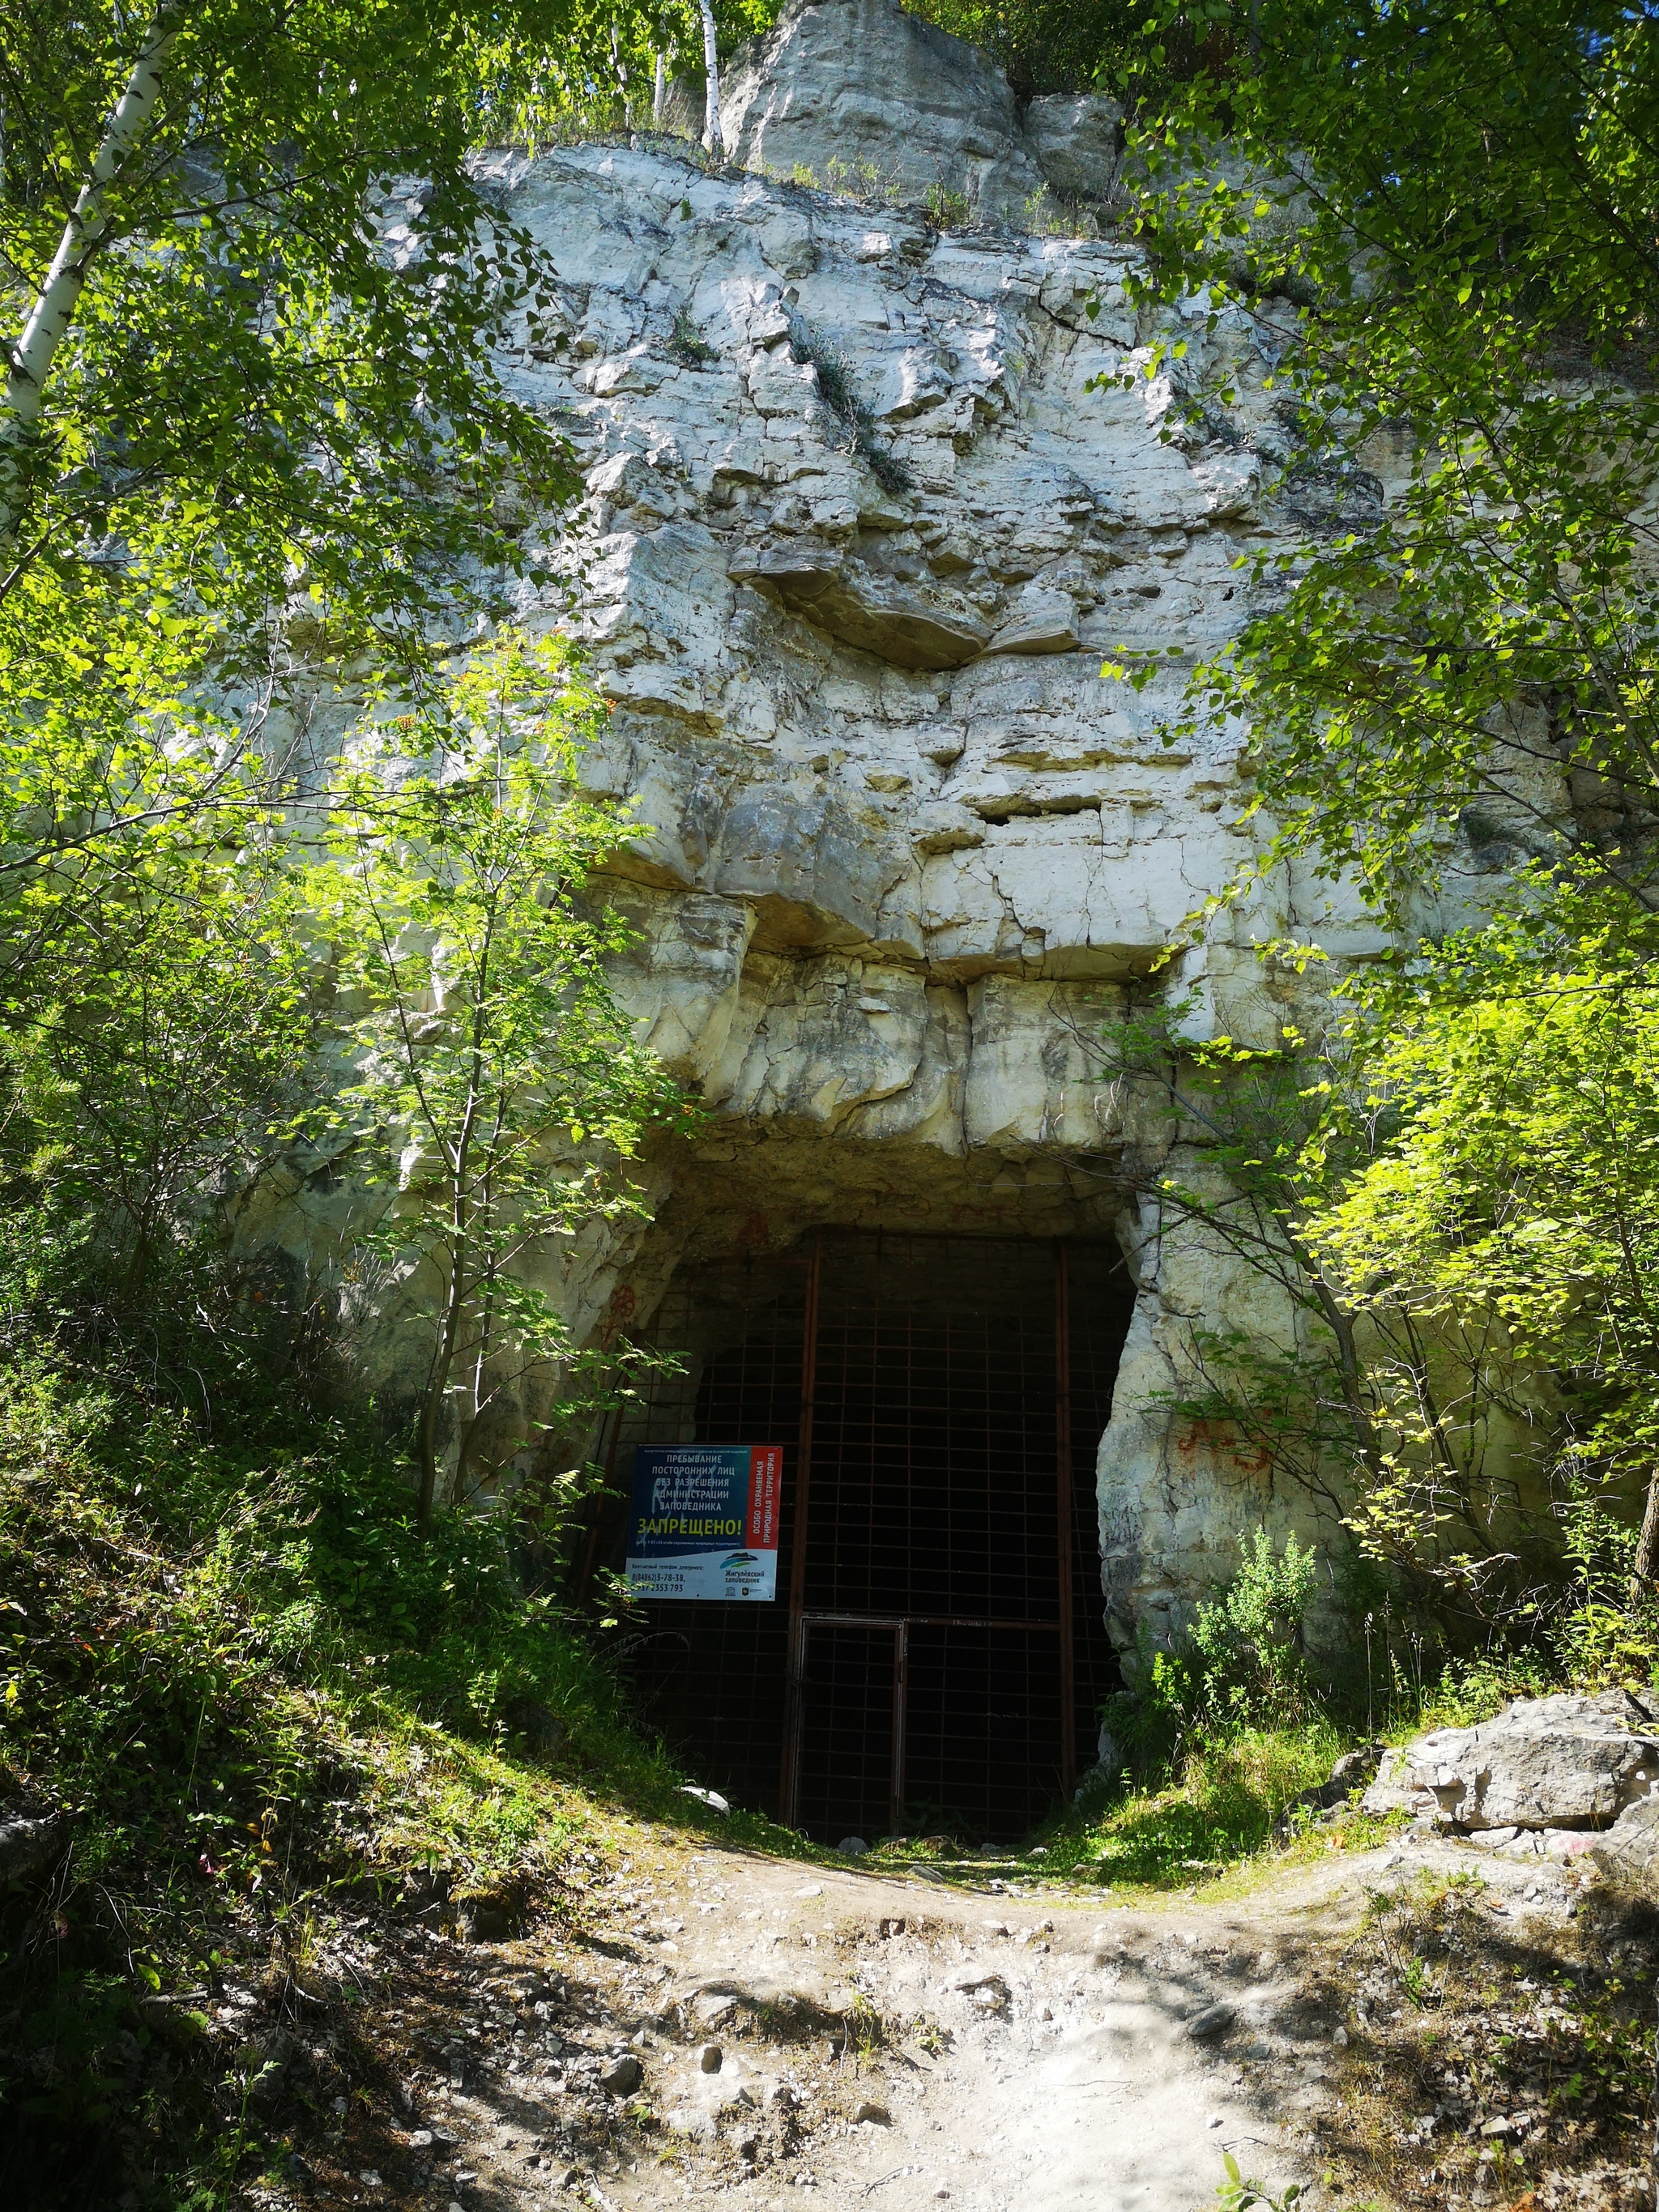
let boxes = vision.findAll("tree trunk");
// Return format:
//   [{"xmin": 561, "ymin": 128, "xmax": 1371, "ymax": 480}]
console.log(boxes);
[
  {"xmin": 609, "ymin": 23, "xmax": 627, "ymax": 113},
  {"xmin": 699, "ymin": 1, "xmax": 722, "ymax": 156},
  {"xmin": 1628, "ymin": 1470, "xmax": 1659, "ymax": 1608},
  {"xmin": 653, "ymin": 49, "xmax": 667, "ymax": 126},
  {"xmin": 416, "ymin": 1246, "xmax": 468, "ymax": 1531},
  {"xmin": 1, "ymin": 7, "xmax": 177, "ymax": 553}
]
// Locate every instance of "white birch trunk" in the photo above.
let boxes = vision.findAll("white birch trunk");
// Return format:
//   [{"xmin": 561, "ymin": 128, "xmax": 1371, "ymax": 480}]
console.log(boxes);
[
  {"xmin": 1, "ymin": 8, "xmax": 177, "ymax": 553},
  {"xmin": 700, "ymin": 0, "xmax": 723, "ymax": 157},
  {"xmin": 653, "ymin": 49, "xmax": 667, "ymax": 126}
]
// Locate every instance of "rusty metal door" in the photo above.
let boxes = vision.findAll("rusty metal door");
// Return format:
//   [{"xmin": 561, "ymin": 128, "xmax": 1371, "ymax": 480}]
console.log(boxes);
[{"xmin": 619, "ymin": 1229, "xmax": 1132, "ymax": 1841}]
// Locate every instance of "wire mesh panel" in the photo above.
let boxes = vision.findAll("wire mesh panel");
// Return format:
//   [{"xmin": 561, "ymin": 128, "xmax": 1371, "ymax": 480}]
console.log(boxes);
[
  {"xmin": 618, "ymin": 1253, "xmax": 805, "ymax": 1815},
  {"xmin": 616, "ymin": 1230, "xmax": 1135, "ymax": 1840},
  {"xmin": 902, "ymin": 1623, "xmax": 1064, "ymax": 1841},
  {"xmin": 795, "ymin": 1623, "xmax": 898, "ymax": 1844},
  {"xmin": 808, "ymin": 1235, "xmax": 1060, "ymax": 1622}
]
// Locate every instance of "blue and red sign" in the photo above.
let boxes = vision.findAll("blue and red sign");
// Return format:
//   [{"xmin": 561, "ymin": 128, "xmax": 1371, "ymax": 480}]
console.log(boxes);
[{"xmin": 625, "ymin": 1444, "xmax": 783, "ymax": 1601}]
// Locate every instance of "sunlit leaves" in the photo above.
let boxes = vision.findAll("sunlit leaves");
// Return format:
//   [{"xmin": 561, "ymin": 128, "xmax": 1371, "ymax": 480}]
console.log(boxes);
[
  {"xmin": 305, "ymin": 631, "xmax": 683, "ymax": 1521},
  {"xmin": 1110, "ymin": 0, "xmax": 1659, "ymax": 921}
]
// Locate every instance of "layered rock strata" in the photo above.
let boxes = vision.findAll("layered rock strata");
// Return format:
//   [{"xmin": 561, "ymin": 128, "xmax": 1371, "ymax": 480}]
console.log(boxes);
[{"xmin": 267, "ymin": 0, "xmax": 1407, "ymax": 1652}]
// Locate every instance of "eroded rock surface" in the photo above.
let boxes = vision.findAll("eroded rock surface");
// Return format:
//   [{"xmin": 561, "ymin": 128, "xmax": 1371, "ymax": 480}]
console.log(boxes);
[
  {"xmin": 1363, "ymin": 1695, "xmax": 1659, "ymax": 1835},
  {"xmin": 262, "ymin": 0, "xmax": 1409, "ymax": 1647}
]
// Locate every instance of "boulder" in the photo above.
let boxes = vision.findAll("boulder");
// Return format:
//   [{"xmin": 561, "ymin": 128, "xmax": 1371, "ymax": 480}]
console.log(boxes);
[
  {"xmin": 1021, "ymin": 93, "xmax": 1124, "ymax": 204},
  {"xmin": 0, "ymin": 1813, "xmax": 62, "ymax": 1886},
  {"xmin": 1360, "ymin": 1694, "xmax": 1659, "ymax": 1831},
  {"xmin": 720, "ymin": 0, "xmax": 1046, "ymax": 221},
  {"xmin": 1587, "ymin": 1792, "xmax": 1659, "ymax": 1882}
]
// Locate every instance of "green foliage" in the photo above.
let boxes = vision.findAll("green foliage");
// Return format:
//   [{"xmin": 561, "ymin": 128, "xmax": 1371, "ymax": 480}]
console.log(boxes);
[
  {"xmin": 1111, "ymin": 1528, "xmax": 1321, "ymax": 1770},
  {"xmin": 668, "ymin": 307, "xmax": 720, "ymax": 365},
  {"xmin": 0, "ymin": 1358, "xmax": 627, "ymax": 2199},
  {"xmin": 0, "ymin": 1341, "xmax": 707, "ymax": 2204},
  {"xmin": 0, "ymin": 4, "xmax": 684, "ymax": 1418},
  {"xmin": 2, "ymin": 799, "xmax": 312, "ymax": 1300},
  {"xmin": 902, "ymin": 0, "xmax": 1185, "ymax": 99},
  {"xmin": 0, "ymin": 2, "xmax": 603, "ymax": 922},
  {"xmin": 1087, "ymin": 936, "xmax": 1659, "ymax": 1636},
  {"xmin": 1311, "ymin": 893, "xmax": 1659, "ymax": 1499},
  {"xmin": 1189, "ymin": 1526, "xmax": 1320, "ymax": 1727},
  {"xmin": 924, "ymin": 179, "xmax": 974, "ymax": 226},
  {"xmin": 308, "ymin": 629, "xmax": 685, "ymax": 1524},
  {"xmin": 1043, "ymin": 1719, "xmax": 1347, "ymax": 1886},
  {"xmin": 1110, "ymin": 0, "xmax": 1659, "ymax": 924},
  {"xmin": 1083, "ymin": 11, "xmax": 1659, "ymax": 1645},
  {"xmin": 1217, "ymin": 2150, "xmax": 1303, "ymax": 2212},
  {"xmin": 1255, "ymin": 884, "xmax": 1659, "ymax": 1630}
]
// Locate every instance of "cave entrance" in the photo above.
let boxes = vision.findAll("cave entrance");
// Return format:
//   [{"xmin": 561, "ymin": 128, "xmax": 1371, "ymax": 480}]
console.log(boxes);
[{"xmin": 611, "ymin": 1230, "xmax": 1133, "ymax": 1844}]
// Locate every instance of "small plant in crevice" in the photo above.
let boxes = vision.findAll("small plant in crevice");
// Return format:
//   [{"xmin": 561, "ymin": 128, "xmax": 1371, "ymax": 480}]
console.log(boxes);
[
  {"xmin": 924, "ymin": 177, "xmax": 972, "ymax": 228},
  {"xmin": 788, "ymin": 322, "xmax": 915, "ymax": 497},
  {"xmin": 667, "ymin": 308, "xmax": 718, "ymax": 367}
]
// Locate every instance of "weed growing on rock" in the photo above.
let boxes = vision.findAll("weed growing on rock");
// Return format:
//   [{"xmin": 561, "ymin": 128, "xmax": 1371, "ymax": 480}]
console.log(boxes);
[
  {"xmin": 787, "ymin": 323, "xmax": 915, "ymax": 497},
  {"xmin": 667, "ymin": 309, "xmax": 719, "ymax": 367},
  {"xmin": 924, "ymin": 178, "xmax": 973, "ymax": 226}
]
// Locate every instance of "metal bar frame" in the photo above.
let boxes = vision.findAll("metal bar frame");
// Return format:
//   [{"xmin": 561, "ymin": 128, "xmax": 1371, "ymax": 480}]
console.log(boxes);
[
  {"xmin": 891, "ymin": 1622, "xmax": 908, "ymax": 1838},
  {"xmin": 1055, "ymin": 1240, "xmax": 1077, "ymax": 1800},
  {"xmin": 777, "ymin": 1230, "xmax": 1090, "ymax": 1832},
  {"xmin": 803, "ymin": 1610, "xmax": 1060, "ymax": 1633},
  {"xmin": 779, "ymin": 1230, "xmax": 821, "ymax": 1824}
]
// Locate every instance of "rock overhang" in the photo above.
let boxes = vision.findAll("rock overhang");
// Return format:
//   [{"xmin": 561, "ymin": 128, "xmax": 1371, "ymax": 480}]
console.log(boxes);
[{"xmin": 270, "ymin": 0, "xmax": 1425, "ymax": 1643}]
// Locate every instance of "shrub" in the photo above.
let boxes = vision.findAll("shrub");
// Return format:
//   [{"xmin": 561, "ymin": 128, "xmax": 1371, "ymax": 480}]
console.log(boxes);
[{"xmin": 1107, "ymin": 1528, "xmax": 1321, "ymax": 1770}]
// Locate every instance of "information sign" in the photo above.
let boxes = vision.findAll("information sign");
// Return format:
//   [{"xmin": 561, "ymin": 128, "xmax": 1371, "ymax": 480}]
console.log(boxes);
[{"xmin": 625, "ymin": 1444, "xmax": 782, "ymax": 1600}]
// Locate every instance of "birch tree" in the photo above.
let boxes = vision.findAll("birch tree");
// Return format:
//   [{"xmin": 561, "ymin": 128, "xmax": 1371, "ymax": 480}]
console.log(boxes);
[
  {"xmin": 310, "ymin": 633, "xmax": 683, "ymax": 1530},
  {"xmin": 0, "ymin": 0, "xmax": 644, "ymax": 919},
  {"xmin": 700, "ymin": 0, "xmax": 724, "ymax": 154}
]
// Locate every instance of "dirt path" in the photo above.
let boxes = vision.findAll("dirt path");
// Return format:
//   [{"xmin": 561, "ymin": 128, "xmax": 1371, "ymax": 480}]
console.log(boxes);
[{"xmin": 337, "ymin": 1829, "xmax": 1579, "ymax": 2212}]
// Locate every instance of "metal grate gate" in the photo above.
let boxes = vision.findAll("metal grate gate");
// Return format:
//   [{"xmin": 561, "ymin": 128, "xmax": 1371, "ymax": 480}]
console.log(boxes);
[{"xmin": 611, "ymin": 1230, "xmax": 1132, "ymax": 1843}]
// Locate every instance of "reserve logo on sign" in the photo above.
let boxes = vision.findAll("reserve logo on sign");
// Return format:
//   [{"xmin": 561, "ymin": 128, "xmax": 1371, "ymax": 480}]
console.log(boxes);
[{"xmin": 625, "ymin": 1445, "xmax": 782, "ymax": 1600}]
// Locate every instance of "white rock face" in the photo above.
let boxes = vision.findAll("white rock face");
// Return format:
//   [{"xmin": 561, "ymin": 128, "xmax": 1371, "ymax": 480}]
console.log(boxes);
[
  {"xmin": 266, "ymin": 0, "xmax": 1401, "ymax": 1647},
  {"xmin": 721, "ymin": 0, "xmax": 1047, "ymax": 218}
]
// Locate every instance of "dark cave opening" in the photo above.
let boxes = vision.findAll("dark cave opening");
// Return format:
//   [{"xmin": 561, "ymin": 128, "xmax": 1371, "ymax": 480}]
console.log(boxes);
[{"xmin": 609, "ymin": 1229, "xmax": 1135, "ymax": 1844}]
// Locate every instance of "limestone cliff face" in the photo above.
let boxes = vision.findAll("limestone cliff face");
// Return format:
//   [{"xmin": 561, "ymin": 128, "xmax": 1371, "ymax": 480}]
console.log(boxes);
[{"xmin": 267, "ymin": 0, "xmax": 1393, "ymax": 1652}]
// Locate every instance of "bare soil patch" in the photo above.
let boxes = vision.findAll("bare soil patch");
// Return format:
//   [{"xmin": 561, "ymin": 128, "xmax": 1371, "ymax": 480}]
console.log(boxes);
[{"xmin": 211, "ymin": 1823, "xmax": 1657, "ymax": 2212}]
